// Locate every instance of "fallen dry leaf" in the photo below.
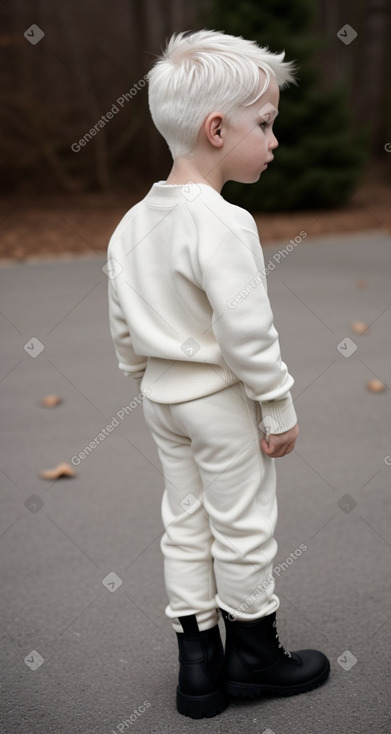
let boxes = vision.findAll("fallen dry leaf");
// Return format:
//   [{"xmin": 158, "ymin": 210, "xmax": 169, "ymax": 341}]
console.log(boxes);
[
  {"xmin": 366, "ymin": 379, "xmax": 386, "ymax": 393},
  {"xmin": 356, "ymin": 279, "xmax": 368, "ymax": 289},
  {"xmin": 39, "ymin": 462, "xmax": 76, "ymax": 480},
  {"xmin": 351, "ymin": 321, "xmax": 369, "ymax": 335},
  {"xmin": 40, "ymin": 394, "xmax": 62, "ymax": 407}
]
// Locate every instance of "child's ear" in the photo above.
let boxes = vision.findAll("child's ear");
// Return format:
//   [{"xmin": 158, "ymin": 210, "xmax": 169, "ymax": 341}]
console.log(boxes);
[{"xmin": 204, "ymin": 112, "xmax": 224, "ymax": 148}]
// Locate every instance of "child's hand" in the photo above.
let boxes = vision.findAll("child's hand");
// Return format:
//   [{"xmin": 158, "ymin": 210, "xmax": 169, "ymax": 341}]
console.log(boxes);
[{"xmin": 260, "ymin": 423, "xmax": 299, "ymax": 458}]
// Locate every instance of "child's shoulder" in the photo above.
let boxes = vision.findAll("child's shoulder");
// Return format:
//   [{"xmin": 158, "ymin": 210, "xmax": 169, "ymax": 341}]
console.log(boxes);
[
  {"xmin": 190, "ymin": 184, "xmax": 259, "ymax": 240},
  {"xmin": 107, "ymin": 182, "xmax": 260, "ymax": 254},
  {"xmin": 107, "ymin": 197, "xmax": 146, "ymax": 250},
  {"xmin": 218, "ymin": 196, "xmax": 258, "ymax": 235}
]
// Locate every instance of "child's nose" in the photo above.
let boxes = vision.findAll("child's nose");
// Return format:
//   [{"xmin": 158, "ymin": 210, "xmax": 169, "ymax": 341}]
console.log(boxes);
[{"xmin": 270, "ymin": 133, "xmax": 279, "ymax": 150}]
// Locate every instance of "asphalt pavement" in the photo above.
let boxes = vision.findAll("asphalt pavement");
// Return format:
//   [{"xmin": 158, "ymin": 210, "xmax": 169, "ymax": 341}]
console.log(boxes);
[{"xmin": 1, "ymin": 229, "xmax": 390, "ymax": 734}]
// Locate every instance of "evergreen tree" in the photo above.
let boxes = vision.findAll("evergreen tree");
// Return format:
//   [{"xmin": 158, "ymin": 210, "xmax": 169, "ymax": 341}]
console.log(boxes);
[{"xmin": 205, "ymin": 0, "xmax": 367, "ymax": 211}]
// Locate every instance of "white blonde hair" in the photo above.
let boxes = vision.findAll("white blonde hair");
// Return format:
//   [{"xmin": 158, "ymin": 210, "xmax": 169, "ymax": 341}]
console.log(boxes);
[{"xmin": 147, "ymin": 29, "xmax": 297, "ymax": 158}]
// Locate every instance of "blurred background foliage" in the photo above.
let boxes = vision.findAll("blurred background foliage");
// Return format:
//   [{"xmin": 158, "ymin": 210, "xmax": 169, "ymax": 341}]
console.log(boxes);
[
  {"xmin": 208, "ymin": 0, "xmax": 368, "ymax": 210},
  {"xmin": 0, "ymin": 0, "xmax": 389, "ymax": 211}
]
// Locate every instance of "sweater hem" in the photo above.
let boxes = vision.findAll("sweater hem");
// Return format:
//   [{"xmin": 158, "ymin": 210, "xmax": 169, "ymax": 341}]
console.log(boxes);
[{"xmin": 137, "ymin": 357, "xmax": 240, "ymax": 404}]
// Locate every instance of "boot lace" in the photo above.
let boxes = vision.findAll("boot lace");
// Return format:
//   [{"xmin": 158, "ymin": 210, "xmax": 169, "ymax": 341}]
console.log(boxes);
[{"xmin": 273, "ymin": 619, "xmax": 291, "ymax": 658}]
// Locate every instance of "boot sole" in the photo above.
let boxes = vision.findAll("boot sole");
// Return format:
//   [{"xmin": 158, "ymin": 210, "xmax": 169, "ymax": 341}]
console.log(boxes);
[
  {"xmin": 176, "ymin": 686, "xmax": 229, "ymax": 718},
  {"xmin": 225, "ymin": 660, "xmax": 330, "ymax": 699}
]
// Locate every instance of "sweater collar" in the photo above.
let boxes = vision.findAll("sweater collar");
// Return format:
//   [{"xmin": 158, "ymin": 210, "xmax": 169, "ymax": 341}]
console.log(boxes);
[{"xmin": 146, "ymin": 180, "xmax": 220, "ymax": 207}]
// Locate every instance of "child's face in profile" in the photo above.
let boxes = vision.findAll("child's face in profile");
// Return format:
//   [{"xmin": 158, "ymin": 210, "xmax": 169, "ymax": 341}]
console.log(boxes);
[{"xmin": 221, "ymin": 75, "xmax": 280, "ymax": 185}]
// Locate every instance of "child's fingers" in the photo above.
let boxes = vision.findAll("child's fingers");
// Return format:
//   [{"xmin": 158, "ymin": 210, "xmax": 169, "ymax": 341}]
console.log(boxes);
[
  {"xmin": 260, "ymin": 436, "xmax": 294, "ymax": 457},
  {"xmin": 260, "ymin": 436, "xmax": 273, "ymax": 455}
]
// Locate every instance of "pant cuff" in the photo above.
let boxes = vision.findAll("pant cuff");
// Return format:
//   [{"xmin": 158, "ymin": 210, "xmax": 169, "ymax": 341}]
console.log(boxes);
[
  {"xmin": 217, "ymin": 593, "xmax": 280, "ymax": 622},
  {"xmin": 170, "ymin": 608, "xmax": 219, "ymax": 633}
]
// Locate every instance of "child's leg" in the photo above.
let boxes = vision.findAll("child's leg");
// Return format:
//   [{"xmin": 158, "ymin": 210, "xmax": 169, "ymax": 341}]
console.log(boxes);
[
  {"xmin": 142, "ymin": 381, "xmax": 279, "ymax": 629},
  {"xmin": 142, "ymin": 397, "xmax": 219, "ymax": 633},
  {"xmin": 168, "ymin": 381, "xmax": 279, "ymax": 621}
]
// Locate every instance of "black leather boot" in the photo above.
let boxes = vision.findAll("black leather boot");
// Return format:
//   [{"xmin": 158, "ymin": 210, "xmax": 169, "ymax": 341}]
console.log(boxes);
[
  {"xmin": 220, "ymin": 608, "xmax": 330, "ymax": 698},
  {"xmin": 175, "ymin": 613, "xmax": 229, "ymax": 718}
]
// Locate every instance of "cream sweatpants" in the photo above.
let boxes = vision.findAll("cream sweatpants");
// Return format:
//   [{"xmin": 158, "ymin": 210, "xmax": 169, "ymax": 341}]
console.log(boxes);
[{"xmin": 142, "ymin": 380, "xmax": 280, "ymax": 633}]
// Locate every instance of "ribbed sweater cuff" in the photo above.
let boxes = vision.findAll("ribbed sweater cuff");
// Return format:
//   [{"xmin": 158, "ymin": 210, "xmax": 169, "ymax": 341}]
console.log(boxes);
[{"xmin": 259, "ymin": 394, "xmax": 297, "ymax": 435}]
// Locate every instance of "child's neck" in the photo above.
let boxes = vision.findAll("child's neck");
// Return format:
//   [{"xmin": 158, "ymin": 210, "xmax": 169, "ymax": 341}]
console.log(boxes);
[{"xmin": 164, "ymin": 156, "xmax": 223, "ymax": 193}]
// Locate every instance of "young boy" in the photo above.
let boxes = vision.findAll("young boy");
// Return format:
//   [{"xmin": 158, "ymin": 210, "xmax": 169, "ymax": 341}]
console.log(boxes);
[{"xmin": 107, "ymin": 29, "xmax": 330, "ymax": 719}]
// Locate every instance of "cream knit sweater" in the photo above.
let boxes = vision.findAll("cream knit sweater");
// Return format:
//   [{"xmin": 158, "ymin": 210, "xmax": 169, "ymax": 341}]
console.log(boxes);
[{"xmin": 107, "ymin": 181, "xmax": 297, "ymax": 434}]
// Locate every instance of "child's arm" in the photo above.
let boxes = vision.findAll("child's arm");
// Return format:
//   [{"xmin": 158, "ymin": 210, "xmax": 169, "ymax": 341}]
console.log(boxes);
[
  {"xmin": 201, "ymin": 220, "xmax": 298, "ymax": 447},
  {"xmin": 107, "ymin": 275, "xmax": 147, "ymax": 385}
]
